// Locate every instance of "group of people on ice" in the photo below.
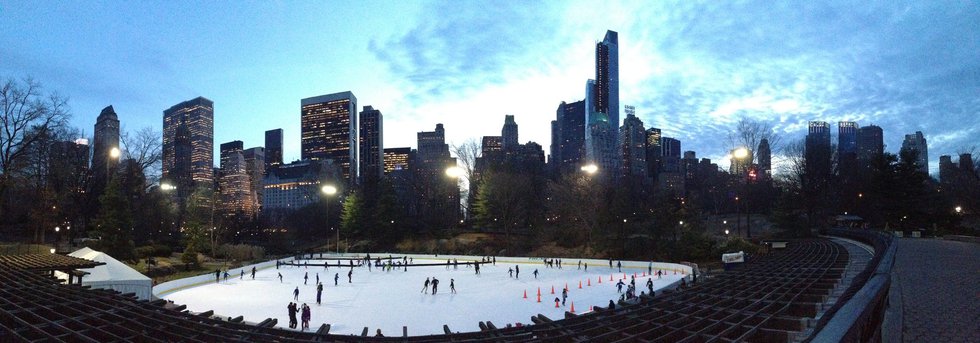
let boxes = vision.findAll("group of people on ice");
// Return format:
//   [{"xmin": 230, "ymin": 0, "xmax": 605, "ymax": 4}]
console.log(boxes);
[
  {"xmin": 421, "ymin": 277, "xmax": 456, "ymax": 294},
  {"xmin": 286, "ymin": 302, "xmax": 311, "ymax": 330}
]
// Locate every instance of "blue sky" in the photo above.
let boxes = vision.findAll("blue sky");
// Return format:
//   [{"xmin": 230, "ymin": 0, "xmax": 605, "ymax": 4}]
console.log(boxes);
[{"xmin": 2, "ymin": 1, "xmax": 977, "ymax": 175}]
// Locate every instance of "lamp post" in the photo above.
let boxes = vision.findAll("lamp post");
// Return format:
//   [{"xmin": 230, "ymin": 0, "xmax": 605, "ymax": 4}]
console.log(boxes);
[
  {"xmin": 955, "ymin": 206, "xmax": 962, "ymax": 214},
  {"xmin": 321, "ymin": 184, "xmax": 337, "ymax": 253}
]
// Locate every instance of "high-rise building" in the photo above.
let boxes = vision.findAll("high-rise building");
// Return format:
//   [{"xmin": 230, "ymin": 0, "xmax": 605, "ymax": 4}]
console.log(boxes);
[
  {"xmin": 584, "ymin": 79, "xmax": 618, "ymax": 176},
  {"xmin": 594, "ymin": 30, "xmax": 619, "ymax": 135},
  {"xmin": 482, "ymin": 136, "xmax": 503, "ymax": 155},
  {"xmin": 92, "ymin": 105, "xmax": 120, "ymax": 185},
  {"xmin": 856, "ymin": 125, "xmax": 884, "ymax": 163},
  {"xmin": 682, "ymin": 151, "xmax": 699, "ymax": 188},
  {"xmin": 163, "ymin": 97, "xmax": 214, "ymax": 184},
  {"xmin": 383, "ymin": 147, "xmax": 412, "ymax": 174},
  {"xmin": 49, "ymin": 139, "xmax": 89, "ymax": 196},
  {"xmin": 264, "ymin": 128, "xmax": 283, "ymax": 169},
  {"xmin": 262, "ymin": 159, "xmax": 342, "ymax": 212},
  {"xmin": 939, "ymin": 155, "xmax": 955, "ymax": 186},
  {"xmin": 242, "ymin": 147, "xmax": 265, "ymax": 213},
  {"xmin": 219, "ymin": 140, "xmax": 244, "ymax": 170},
  {"xmin": 359, "ymin": 106, "xmax": 384, "ymax": 182},
  {"xmin": 901, "ymin": 131, "xmax": 928, "ymax": 174},
  {"xmin": 661, "ymin": 137, "xmax": 681, "ymax": 173},
  {"xmin": 502, "ymin": 115, "xmax": 518, "ymax": 151},
  {"xmin": 806, "ymin": 121, "xmax": 832, "ymax": 176},
  {"xmin": 645, "ymin": 128, "xmax": 662, "ymax": 179},
  {"xmin": 219, "ymin": 151, "xmax": 254, "ymax": 218},
  {"xmin": 838, "ymin": 121, "xmax": 859, "ymax": 177},
  {"xmin": 416, "ymin": 124, "xmax": 459, "ymax": 226},
  {"xmin": 619, "ymin": 106, "xmax": 646, "ymax": 178},
  {"xmin": 551, "ymin": 100, "xmax": 586, "ymax": 175},
  {"xmin": 301, "ymin": 91, "xmax": 358, "ymax": 184},
  {"xmin": 757, "ymin": 138, "xmax": 771, "ymax": 181}
]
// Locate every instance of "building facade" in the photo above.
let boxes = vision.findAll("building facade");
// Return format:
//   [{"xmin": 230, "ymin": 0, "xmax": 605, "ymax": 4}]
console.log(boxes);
[
  {"xmin": 92, "ymin": 106, "xmax": 120, "ymax": 189},
  {"xmin": 551, "ymin": 100, "xmax": 585, "ymax": 176},
  {"xmin": 619, "ymin": 106, "xmax": 646, "ymax": 178},
  {"xmin": 901, "ymin": 131, "xmax": 928, "ymax": 174},
  {"xmin": 301, "ymin": 91, "xmax": 358, "ymax": 184},
  {"xmin": 359, "ymin": 106, "xmax": 384, "ymax": 183},
  {"xmin": 264, "ymin": 128, "xmax": 283, "ymax": 170},
  {"xmin": 163, "ymin": 97, "xmax": 214, "ymax": 185}
]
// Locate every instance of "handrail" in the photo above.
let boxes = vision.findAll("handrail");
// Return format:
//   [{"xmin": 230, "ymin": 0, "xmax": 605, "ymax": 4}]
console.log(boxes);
[{"xmin": 810, "ymin": 228, "xmax": 896, "ymax": 343}]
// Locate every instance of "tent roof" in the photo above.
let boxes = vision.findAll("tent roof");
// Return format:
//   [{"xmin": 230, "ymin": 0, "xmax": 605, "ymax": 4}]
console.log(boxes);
[{"xmin": 68, "ymin": 248, "xmax": 150, "ymax": 283}]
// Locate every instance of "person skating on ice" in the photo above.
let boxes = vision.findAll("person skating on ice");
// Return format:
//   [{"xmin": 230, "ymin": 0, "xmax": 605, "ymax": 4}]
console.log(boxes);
[
  {"xmin": 278, "ymin": 272, "xmax": 283, "ymax": 283},
  {"xmin": 431, "ymin": 277, "xmax": 439, "ymax": 294},
  {"xmin": 562, "ymin": 288, "xmax": 568, "ymax": 306},
  {"xmin": 316, "ymin": 283, "xmax": 323, "ymax": 305},
  {"xmin": 293, "ymin": 286, "xmax": 299, "ymax": 301},
  {"xmin": 347, "ymin": 269, "xmax": 352, "ymax": 283},
  {"xmin": 304, "ymin": 272, "xmax": 308, "ymax": 285},
  {"xmin": 515, "ymin": 265, "xmax": 519, "ymax": 279},
  {"xmin": 421, "ymin": 277, "xmax": 430, "ymax": 294},
  {"xmin": 334, "ymin": 273, "xmax": 339, "ymax": 286},
  {"xmin": 251, "ymin": 266, "xmax": 256, "ymax": 279},
  {"xmin": 616, "ymin": 280, "xmax": 625, "ymax": 293},
  {"xmin": 533, "ymin": 269, "xmax": 538, "ymax": 279},
  {"xmin": 450, "ymin": 279, "xmax": 456, "ymax": 294}
]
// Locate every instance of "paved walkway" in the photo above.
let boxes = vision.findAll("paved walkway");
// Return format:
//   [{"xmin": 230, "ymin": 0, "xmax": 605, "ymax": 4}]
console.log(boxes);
[{"xmin": 884, "ymin": 238, "xmax": 979, "ymax": 342}]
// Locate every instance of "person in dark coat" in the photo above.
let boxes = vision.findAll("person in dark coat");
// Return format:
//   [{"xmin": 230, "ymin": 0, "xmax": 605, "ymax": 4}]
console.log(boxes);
[
  {"xmin": 316, "ymin": 283, "xmax": 323, "ymax": 305},
  {"xmin": 293, "ymin": 287, "xmax": 299, "ymax": 300}
]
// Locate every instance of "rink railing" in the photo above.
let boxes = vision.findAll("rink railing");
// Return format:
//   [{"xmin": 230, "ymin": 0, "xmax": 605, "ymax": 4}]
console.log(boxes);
[{"xmin": 152, "ymin": 257, "xmax": 293, "ymax": 299}]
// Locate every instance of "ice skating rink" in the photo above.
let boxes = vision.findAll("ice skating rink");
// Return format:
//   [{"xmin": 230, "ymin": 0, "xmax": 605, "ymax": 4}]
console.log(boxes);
[{"xmin": 160, "ymin": 254, "xmax": 687, "ymax": 336}]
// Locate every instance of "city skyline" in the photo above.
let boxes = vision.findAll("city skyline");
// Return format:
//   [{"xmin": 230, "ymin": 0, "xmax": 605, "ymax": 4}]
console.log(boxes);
[{"xmin": 2, "ymin": 1, "xmax": 978, "ymax": 176}]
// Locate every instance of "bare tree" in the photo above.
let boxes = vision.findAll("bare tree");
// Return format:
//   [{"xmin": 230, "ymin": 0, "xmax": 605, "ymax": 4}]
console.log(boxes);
[
  {"xmin": 451, "ymin": 139, "xmax": 481, "ymax": 215},
  {"xmin": 0, "ymin": 77, "xmax": 70, "ymax": 217},
  {"xmin": 121, "ymin": 126, "xmax": 163, "ymax": 186},
  {"xmin": 727, "ymin": 118, "xmax": 782, "ymax": 164}
]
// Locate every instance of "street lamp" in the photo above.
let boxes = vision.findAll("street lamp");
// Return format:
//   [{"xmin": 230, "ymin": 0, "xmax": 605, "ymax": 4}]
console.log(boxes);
[
  {"xmin": 321, "ymin": 184, "xmax": 338, "ymax": 253},
  {"xmin": 445, "ymin": 166, "xmax": 464, "ymax": 178},
  {"xmin": 725, "ymin": 229, "xmax": 730, "ymax": 235},
  {"xmin": 955, "ymin": 206, "xmax": 962, "ymax": 214},
  {"xmin": 109, "ymin": 147, "xmax": 121, "ymax": 159},
  {"xmin": 580, "ymin": 164, "xmax": 598, "ymax": 174},
  {"xmin": 733, "ymin": 147, "xmax": 749, "ymax": 159}
]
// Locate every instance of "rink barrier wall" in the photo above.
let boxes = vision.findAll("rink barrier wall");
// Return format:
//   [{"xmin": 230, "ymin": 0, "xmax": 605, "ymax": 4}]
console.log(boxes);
[{"xmin": 152, "ymin": 257, "xmax": 294, "ymax": 298}]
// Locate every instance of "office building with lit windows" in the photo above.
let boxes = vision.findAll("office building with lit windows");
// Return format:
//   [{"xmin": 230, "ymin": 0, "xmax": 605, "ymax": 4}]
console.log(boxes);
[
  {"xmin": 265, "ymin": 128, "xmax": 283, "ymax": 170},
  {"xmin": 383, "ymin": 147, "xmax": 412, "ymax": 174},
  {"xmin": 359, "ymin": 106, "xmax": 383, "ymax": 183},
  {"xmin": 163, "ymin": 97, "xmax": 214, "ymax": 185},
  {"xmin": 301, "ymin": 91, "xmax": 358, "ymax": 184}
]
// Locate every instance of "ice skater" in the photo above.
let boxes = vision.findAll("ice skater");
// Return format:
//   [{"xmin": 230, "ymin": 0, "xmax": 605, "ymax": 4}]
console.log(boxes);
[
  {"xmin": 316, "ymin": 273, "xmax": 319, "ymax": 284},
  {"xmin": 474, "ymin": 263, "xmax": 480, "ymax": 274},
  {"xmin": 616, "ymin": 280, "xmax": 625, "ymax": 293},
  {"xmin": 334, "ymin": 273, "xmax": 339, "ymax": 286},
  {"xmin": 223, "ymin": 270, "xmax": 229, "ymax": 281},
  {"xmin": 215, "ymin": 269, "xmax": 220, "ymax": 283},
  {"xmin": 515, "ymin": 265, "xmax": 519, "ymax": 279},
  {"xmin": 533, "ymin": 269, "xmax": 538, "ymax": 279},
  {"xmin": 450, "ymin": 279, "xmax": 456, "ymax": 294},
  {"xmin": 287, "ymin": 302, "xmax": 298, "ymax": 329},
  {"xmin": 562, "ymin": 288, "xmax": 568, "ymax": 306},
  {"xmin": 293, "ymin": 287, "xmax": 299, "ymax": 300},
  {"xmin": 251, "ymin": 266, "xmax": 256, "ymax": 279},
  {"xmin": 240, "ymin": 270, "xmax": 244, "ymax": 280},
  {"xmin": 422, "ymin": 277, "xmax": 430, "ymax": 294},
  {"xmin": 508, "ymin": 267, "xmax": 513, "ymax": 278},
  {"xmin": 431, "ymin": 277, "xmax": 439, "ymax": 294},
  {"xmin": 316, "ymin": 283, "xmax": 323, "ymax": 305},
  {"xmin": 301, "ymin": 303, "xmax": 310, "ymax": 330},
  {"xmin": 617, "ymin": 261, "xmax": 622, "ymax": 272},
  {"xmin": 578, "ymin": 260, "xmax": 581, "ymax": 270},
  {"xmin": 646, "ymin": 278, "xmax": 654, "ymax": 294},
  {"xmin": 347, "ymin": 269, "xmax": 352, "ymax": 283},
  {"xmin": 278, "ymin": 272, "xmax": 283, "ymax": 283},
  {"xmin": 304, "ymin": 272, "xmax": 308, "ymax": 285}
]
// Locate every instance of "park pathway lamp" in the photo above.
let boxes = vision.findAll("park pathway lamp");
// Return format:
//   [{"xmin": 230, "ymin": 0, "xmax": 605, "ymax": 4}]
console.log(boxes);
[
  {"xmin": 955, "ymin": 206, "xmax": 962, "ymax": 214},
  {"xmin": 321, "ymin": 184, "xmax": 338, "ymax": 253},
  {"xmin": 580, "ymin": 164, "xmax": 598, "ymax": 174}
]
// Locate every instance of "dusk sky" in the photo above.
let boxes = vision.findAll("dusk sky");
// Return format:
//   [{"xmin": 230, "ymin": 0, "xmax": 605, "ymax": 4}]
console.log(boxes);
[{"xmin": 2, "ymin": 1, "xmax": 977, "ymax": 176}]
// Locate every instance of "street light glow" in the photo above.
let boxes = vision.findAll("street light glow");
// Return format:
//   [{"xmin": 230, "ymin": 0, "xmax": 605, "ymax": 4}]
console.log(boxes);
[
  {"xmin": 445, "ymin": 166, "xmax": 464, "ymax": 178},
  {"xmin": 109, "ymin": 147, "xmax": 121, "ymax": 158},
  {"xmin": 321, "ymin": 184, "xmax": 337, "ymax": 195},
  {"xmin": 580, "ymin": 164, "xmax": 598, "ymax": 174},
  {"xmin": 733, "ymin": 147, "xmax": 749, "ymax": 159},
  {"xmin": 955, "ymin": 206, "xmax": 962, "ymax": 213},
  {"xmin": 160, "ymin": 183, "xmax": 177, "ymax": 191}
]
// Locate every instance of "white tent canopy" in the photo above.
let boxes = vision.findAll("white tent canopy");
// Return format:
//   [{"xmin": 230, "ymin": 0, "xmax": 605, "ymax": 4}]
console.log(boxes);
[{"xmin": 56, "ymin": 247, "xmax": 153, "ymax": 300}]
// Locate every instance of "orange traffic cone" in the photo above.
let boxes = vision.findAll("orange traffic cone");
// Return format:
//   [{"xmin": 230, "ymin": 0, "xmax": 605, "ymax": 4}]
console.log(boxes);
[
  {"xmin": 623, "ymin": 273, "xmax": 627, "ymax": 279},
  {"xmin": 537, "ymin": 294, "xmax": 541, "ymax": 303},
  {"xmin": 598, "ymin": 277, "xmax": 602, "ymax": 284},
  {"xmin": 587, "ymin": 278, "xmax": 591, "ymax": 286},
  {"xmin": 537, "ymin": 287, "xmax": 541, "ymax": 296},
  {"xmin": 578, "ymin": 280, "xmax": 582, "ymax": 289},
  {"xmin": 642, "ymin": 272, "xmax": 646, "ymax": 277},
  {"xmin": 551, "ymin": 285, "xmax": 555, "ymax": 294},
  {"xmin": 555, "ymin": 299, "xmax": 560, "ymax": 308},
  {"xmin": 633, "ymin": 272, "xmax": 637, "ymax": 278},
  {"xmin": 609, "ymin": 274, "xmax": 613, "ymax": 281},
  {"xmin": 570, "ymin": 302, "xmax": 575, "ymax": 313},
  {"xmin": 523, "ymin": 290, "xmax": 527, "ymax": 299}
]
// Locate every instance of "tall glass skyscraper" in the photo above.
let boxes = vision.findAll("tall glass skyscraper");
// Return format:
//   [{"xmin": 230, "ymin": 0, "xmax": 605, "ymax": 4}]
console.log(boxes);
[
  {"xmin": 163, "ymin": 97, "xmax": 214, "ymax": 185},
  {"xmin": 301, "ymin": 91, "xmax": 358, "ymax": 184},
  {"xmin": 264, "ymin": 128, "xmax": 283, "ymax": 170},
  {"xmin": 359, "ymin": 105, "xmax": 383, "ymax": 183},
  {"xmin": 594, "ymin": 30, "xmax": 619, "ymax": 135}
]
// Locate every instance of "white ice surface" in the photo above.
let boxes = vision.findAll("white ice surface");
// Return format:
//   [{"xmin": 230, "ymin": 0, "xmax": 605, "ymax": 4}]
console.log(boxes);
[{"xmin": 162, "ymin": 255, "xmax": 684, "ymax": 336}]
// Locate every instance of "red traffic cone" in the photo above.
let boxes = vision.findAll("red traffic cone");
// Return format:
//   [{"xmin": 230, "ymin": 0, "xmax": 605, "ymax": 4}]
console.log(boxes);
[
  {"xmin": 570, "ymin": 302, "xmax": 575, "ymax": 313},
  {"xmin": 633, "ymin": 272, "xmax": 637, "ymax": 278},
  {"xmin": 555, "ymin": 300, "xmax": 560, "ymax": 308},
  {"xmin": 598, "ymin": 277, "xmax": 602, "ymax": 284},
  {"xmin": 623, "ymin": 273, "xmax": 627, "ymax": 279},
  {"xmin": 551, "ymin": 285, "xmax": 555, "ymax": 294},
  {"xmin": 565, "ymin": 283, "xmax": 568, "ymax": 291},
  {"xmin": 609, "ymin": 274, "xmax": 613, "ymax": 281},
  {"xmin": 578, "ymin": 280, "xmax": 582, "ymax": 289},
  {"xmin": 537, "ymin": 287, "xmax": 541, "ymax": 296},
  {"xmin": 537, "ymin": 294, "xmax": 541, "ymax": 303},
  {"xmin": 523, "ymin": 290, "xmax": 527, "ymax": 299},
  {"xmin": 587, "ymin": 278, "xmax": 592, "ymax": 286}
]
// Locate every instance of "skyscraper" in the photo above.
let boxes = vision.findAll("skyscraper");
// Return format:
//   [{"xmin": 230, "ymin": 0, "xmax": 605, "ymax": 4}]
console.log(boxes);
[
  {"xmin": 584, "ymin": 79, "xmax": 617, "ymax": 176},
  {"xmin": 92, "ymin": 105, "xmax": 120, "ymax": 185},
  {"xmin": 551, "ymin": 100, "xmax": 586, "ymax": 175},
  {"xmin": 242, "ymin": 147, "xmax": 265, "ymax": 213},
  {"xmin": 619, "ymin": 106, "xmax": 646, "ymax": 178},
  {"xmin": 645, "ymin": 128, "xmax": 662, "ymax": 179},
  {"xmin": 416, "ymin": 124, "xmax": 459, "ymax": 227},
  {"xmin": 901, "ymin": 131, "xmax": 928, "ymax": 174},
  {"xmin": 163, "ymin": 97, "xmax": 214, "ymax": 184},
  {"xmin": 383, "ymin": 147, "xmax": 412, "ymax": 174},
  {"xmin": 502, "ymin": 115, "xmax": 518, "ymax": 151},
  {"xmin": 757, "ymin": 138, "xmax": 771, "ymax": 181},
  {"xmin": 838, "ymin": 121, "xmax": 859, "ymax": 177},
  {"xmin": 661, "ymin": 137, "xmax": 681, "ymax": 173},
  {"xmin": 806, "ymin": 121, "xmax": 832, "ymax": 176},
  {"xmin": 264, "ymin": 128, "xmax": 283, "ymax": 169},
  {"xmin": 219, "ymin": 140, "xmax": 244, "ymax": 171},
  {"xmin": 219, "ymin": 151, "xmax": 254, "ymax": 218},
  {"xmin": 594, "ymin": 30, "xmax": 619, "ymax": 135},
  {"xmin": 359, "ymin": 106, "xmax": 384, "ymax": 183},
  {"xmin": 301, "ymin": 91, "xmax": 358, "ymax": 184},
  {"xmin": 856, "ymin": 125, "xmax": 884, "ymax": 163}
]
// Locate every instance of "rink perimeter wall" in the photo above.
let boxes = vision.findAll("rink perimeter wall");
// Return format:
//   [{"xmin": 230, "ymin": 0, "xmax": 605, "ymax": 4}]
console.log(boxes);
[{"xmin": 152, "ymin": 257, "xmax": 293, "ymax": 299}]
